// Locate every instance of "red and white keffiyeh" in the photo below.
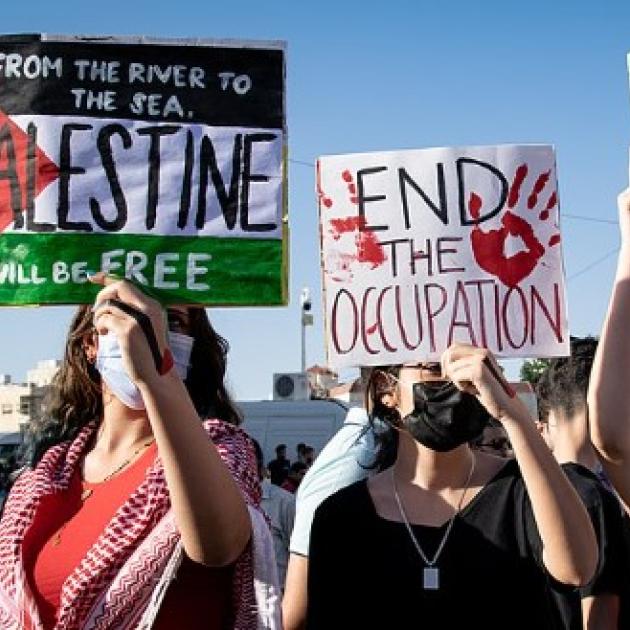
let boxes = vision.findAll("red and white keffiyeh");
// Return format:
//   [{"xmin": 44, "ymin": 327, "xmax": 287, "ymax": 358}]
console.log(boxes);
[{"xmin": 0, "ymin": 419, "xmax": 264, "ymax": 630}]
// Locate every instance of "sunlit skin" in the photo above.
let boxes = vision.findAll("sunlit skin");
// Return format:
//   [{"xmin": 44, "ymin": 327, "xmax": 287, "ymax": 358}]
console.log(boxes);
[{"xmin": 588, "ymin": 188, "xmax": 630, "ymax": 514}]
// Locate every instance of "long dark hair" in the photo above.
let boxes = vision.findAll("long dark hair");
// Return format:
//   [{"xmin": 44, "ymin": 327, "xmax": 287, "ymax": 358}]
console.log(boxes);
[
  {"xmin": 364, "ymin": 365, "xmax": 401, "ymax": 471},
  {"xmin": 185, "ymin": 307, "xmax": 241, "ymax": 424},
  {"xmin": 21, "ymin": 305, "xmax": 240, "ymax": 467}
]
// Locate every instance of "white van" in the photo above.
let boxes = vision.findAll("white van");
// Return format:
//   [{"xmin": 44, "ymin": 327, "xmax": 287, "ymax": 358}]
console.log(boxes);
[
  {"xmin": 238, "ymin": 399, "xmax": 349, "ymax": 465},
  {"xmin": 238, "ymin": 381, "xmax": 538, "ymax": 466}
]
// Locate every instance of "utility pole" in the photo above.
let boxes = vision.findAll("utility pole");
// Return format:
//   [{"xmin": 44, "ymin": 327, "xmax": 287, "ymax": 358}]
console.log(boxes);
[{"xmin": 300, "ymin": 287, "xmax": 313, "ymax": 372}]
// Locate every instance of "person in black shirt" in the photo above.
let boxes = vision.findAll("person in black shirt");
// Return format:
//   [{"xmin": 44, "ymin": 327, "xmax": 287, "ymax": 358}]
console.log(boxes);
[
  {"xmin": 296, "ymin": 443, "xmax": 307, "ymax": 465},
  {"xmin": 537, "ymin": 337, "xmax": 630, "ymax": 628},
  {"xmin": 307, "ymin": 344, "xmax": 598, "ymax": 630},
  {"xmin": 268, "ymin": 443, "xmax": 291, "ymax": 486}
]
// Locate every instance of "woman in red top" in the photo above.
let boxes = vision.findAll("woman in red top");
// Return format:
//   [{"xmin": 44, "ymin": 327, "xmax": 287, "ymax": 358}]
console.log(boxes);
[{"xmin": 0, "ymin": 273, "xmax": 279, "ymax": 629}]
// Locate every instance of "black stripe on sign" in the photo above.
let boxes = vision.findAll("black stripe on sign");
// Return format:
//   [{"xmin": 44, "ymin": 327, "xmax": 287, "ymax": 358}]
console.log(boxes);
[{"xmin": 0, "ymin": 39, "xmax": 284, "ymax": 129}]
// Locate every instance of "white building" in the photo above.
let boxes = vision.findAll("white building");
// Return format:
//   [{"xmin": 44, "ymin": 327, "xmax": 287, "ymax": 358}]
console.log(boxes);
[
  {"xmin": 0, "ymin": 360, "xmax": 61, "ymax": 434},
  {"xmin": 27, "ymin": 359, "xmax": 62, "ymax": 387}
]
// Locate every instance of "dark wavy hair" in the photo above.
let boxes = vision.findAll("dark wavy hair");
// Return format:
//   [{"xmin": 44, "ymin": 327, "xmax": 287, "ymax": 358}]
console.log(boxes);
[
  {"xmin": 20, "ymin": 305, "xmax": 241, "ymax": 467},
  {"xmin": 364, "ymin": 365, "xmax": 401, "ymax": 471},
  {"xmin": 536, "ymin": 336, "xmax": 598, "ymax": 422}
]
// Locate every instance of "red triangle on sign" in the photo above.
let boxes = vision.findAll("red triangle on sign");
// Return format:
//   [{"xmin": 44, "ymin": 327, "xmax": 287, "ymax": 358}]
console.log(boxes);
[{"xmin": 0, "ymin": 109, "xmax": 60, "ymax": 232}]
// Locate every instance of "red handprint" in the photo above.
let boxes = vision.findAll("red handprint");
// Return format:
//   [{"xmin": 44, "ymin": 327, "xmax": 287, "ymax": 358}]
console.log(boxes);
[
  {"xmin": 316, "ymin": 160, "xmax": 334, "ymax": 208},
  {"xmin": 321, "ymin": 166, "xmax": 386, "ymax": 282},
  {"xmin": 469, "ymin": 164, "xmax": 560, "ymax": 288},
  {"xmin": 326, "ymin": 215, "xmax": 387, "ymax": 282},
  {"xmin": 341, "ymin": 170, "xmax": 359, "ymax": 204},
  {"xmin": 316, "ymin": 165, "xmax": 359, "ymax": 209}
]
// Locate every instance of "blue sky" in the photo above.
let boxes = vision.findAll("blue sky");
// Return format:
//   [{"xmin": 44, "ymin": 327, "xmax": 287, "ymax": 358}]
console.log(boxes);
[{"xmin": 1, "ymin": 0, "xmax": 629, "ymax": 399}]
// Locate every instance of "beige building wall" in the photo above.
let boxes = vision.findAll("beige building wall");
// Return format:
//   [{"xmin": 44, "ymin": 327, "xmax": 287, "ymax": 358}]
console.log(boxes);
[
  {"xmin": 0, "ymin": 359, "xmax": 60, "ymax": 434},
  {"xmin": 27, "ymin": 360, "xmax": 61, "ymax": 387},
  {"xmin": 0, "ymin": 381, "xmax": 34, "ymax": 433}
]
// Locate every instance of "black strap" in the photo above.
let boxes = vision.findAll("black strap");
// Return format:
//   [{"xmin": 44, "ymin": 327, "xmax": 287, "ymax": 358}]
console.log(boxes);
[{"xmin": 100, "ymin": 298, "xmax": 163, "ymax": 372}]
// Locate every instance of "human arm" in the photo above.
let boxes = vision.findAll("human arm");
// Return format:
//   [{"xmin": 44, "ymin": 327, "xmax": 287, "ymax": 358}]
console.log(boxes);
[
  {"xmin": 139, "ymin": 375, "xmax": 252, "ymax": 566},
  {"xmin": 91, "ymin": 275, "xmax": 251, "ymax": 567},
  {"xmin": 587, "ymin": 188, "xmax": 630, "ymax": 512},
  {"xmin": 442, "ymin": 343, "xmax": 598, "ymax": 586},
  {"xmin": 283, "ymin": 554, "xmax": 308, "ymax": 630}
]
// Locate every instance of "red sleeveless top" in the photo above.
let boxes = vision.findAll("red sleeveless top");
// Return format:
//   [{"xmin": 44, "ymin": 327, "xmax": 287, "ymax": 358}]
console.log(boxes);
[{"xmin": 22, "ymin": 443, "xmax": 232, "ymax": 629}]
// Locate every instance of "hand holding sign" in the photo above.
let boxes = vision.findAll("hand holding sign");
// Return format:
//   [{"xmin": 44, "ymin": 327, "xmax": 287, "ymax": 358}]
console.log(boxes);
[
  {"xmin": 91, "ymin": 272, "xmax": 170, "ymax": 386},
  {"xmin": 440, "ymin": 344, "xmax": 530, "ymax": 425}
]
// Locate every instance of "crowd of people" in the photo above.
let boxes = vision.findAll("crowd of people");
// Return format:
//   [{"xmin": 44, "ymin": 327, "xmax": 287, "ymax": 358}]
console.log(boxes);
[
  {"xmin": 254, "ymin": 442, "xmax": 317, "ymax": 590},
  {"xmin": 2, "ymin": 205, "xmax": 630, "ymax": 628},
  {"xmin": 267, "ymin": 443, "xmax": 314, "ymax": 492}
]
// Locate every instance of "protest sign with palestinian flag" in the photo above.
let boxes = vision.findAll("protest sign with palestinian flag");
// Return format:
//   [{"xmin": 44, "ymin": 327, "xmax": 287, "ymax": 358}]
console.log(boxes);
[
  {"xmin": 0, "ymin": 34, "xmax": 287, "ymax": 305},
  {"xmin": 318, "ymin": 145, "xmax": 570, "ymax": 369}
]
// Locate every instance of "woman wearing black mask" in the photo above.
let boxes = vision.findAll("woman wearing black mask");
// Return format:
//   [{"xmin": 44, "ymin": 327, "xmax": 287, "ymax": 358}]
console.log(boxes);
[{"xmin": 306, "ymin": 343, "xmax": 598, "ymax": 630}]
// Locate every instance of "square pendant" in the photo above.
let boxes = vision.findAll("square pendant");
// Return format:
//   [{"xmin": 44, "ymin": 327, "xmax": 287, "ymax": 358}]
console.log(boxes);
[{"xmin": 423, "ymin": 567, "xmax": 439, "ymax": 590}]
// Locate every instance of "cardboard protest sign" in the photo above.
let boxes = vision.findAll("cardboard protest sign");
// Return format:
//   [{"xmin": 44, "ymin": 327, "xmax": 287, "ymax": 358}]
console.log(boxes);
[
  {"xmin": 318, "ymin": 145, "xmax": 569, "ymax": 369},
  {"xmin": 0, "ymin": 34, "xmax": 287, "ymax": 305}
]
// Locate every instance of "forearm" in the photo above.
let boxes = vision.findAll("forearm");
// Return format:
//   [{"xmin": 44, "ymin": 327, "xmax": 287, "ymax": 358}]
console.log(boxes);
[
  {"xmin": 283, "ymin": 553, "xmax": 308, "ymax": 630},
  {"xmin": 589, "ymin": 248, "xmax": 630, "ymax": 459},
  {"xmin": 502, "ymin": 414, "xmax": 598, "ymax": 586},
  {"xmin": 139, "ymin": 372, "xmax": 251, "ymax": 566}
]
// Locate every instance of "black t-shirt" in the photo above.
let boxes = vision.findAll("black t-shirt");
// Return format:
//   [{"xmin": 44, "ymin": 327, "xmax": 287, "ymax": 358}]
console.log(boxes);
[
  {"xmin": 553, "ymin": 463, "xmax": 630, "ymax": 630},
  {"xmin": 307, "ymin": 459, "xmax": 584, "ymax": 630}
]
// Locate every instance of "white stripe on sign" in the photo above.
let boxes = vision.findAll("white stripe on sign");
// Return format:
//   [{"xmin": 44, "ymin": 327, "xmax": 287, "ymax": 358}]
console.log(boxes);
[{"xmin": 6, "ymin": 114, "xmax": 284, "ymax": 239}]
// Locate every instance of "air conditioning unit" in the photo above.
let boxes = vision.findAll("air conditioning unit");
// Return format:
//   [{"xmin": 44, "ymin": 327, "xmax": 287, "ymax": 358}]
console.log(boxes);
[{"xmin": 273, "ymin": 373, "xmax": 310, "ymax": 401}]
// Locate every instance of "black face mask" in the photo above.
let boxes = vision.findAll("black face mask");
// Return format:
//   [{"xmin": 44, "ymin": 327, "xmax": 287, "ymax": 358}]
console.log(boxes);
[{"xmin": 402, "ymin": 381, "xmax": 490, "ymax": 452}]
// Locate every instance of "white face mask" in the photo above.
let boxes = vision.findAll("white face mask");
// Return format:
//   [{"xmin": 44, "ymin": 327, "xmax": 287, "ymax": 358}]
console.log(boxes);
[
  {"xmin": 168, "ymin": 331, "xmax": 194, "ymax": 380},
  {"xmin": 95, "ymin": 331, "xmax": 194, "ymax": 409}
]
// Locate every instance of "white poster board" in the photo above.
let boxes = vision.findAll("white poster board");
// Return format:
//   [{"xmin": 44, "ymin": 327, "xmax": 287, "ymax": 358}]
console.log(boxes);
[{"xmin": 318, "ymin": 144, "xmax": 569, "ymax": 369}]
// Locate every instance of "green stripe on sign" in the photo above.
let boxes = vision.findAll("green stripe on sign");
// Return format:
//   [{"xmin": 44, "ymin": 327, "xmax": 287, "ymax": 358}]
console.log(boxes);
[{"xmin": 0, "ymin": 233, "xmax": 285, "ymax": 306}]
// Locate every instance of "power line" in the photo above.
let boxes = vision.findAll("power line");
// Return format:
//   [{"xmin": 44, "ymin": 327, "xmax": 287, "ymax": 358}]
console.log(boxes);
[
  {"xmin": 563, "ymin": 213, "xmax": 617, "ymax": 225},
  {"xmin": 567, "ymin": 247, "xmax": 620, "ymax": 282},
  {"xmin": 289, "ymin": 158, "xmax": 315, "ymax": 167}
]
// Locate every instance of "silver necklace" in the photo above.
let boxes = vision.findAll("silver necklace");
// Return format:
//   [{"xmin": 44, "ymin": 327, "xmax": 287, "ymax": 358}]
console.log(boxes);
[{"xmin": 391, "ymin": 454, "xmax": 475, "ymax": 591}]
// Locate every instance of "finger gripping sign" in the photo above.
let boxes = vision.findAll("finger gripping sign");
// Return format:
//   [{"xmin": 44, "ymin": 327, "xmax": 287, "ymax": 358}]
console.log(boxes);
[
  {"xmin": 0, "ymin": 33, "xmax": 287, "ymax": 306},
  {"xmin": 318, "ymin": 145, "xmax": 569, "ymax": 369}
]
